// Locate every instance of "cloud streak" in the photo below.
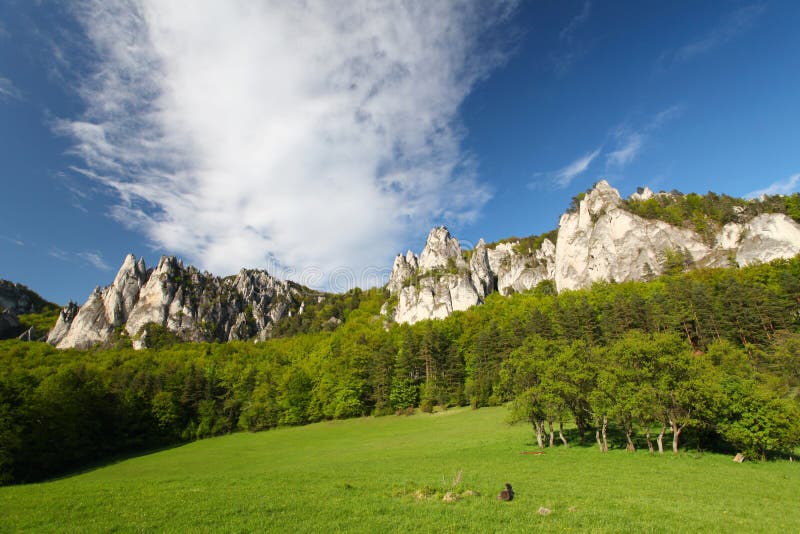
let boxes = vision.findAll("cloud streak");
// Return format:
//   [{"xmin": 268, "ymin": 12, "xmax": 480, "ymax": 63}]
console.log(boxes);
[
  {"xmin": 553, "ymin": 148, "xmax": 601, "ymax": 188},
  {"xmin": 607, "ymin": 105, "xmax": 683, "ymax": 169},
  {"xmin": 532, "ymin": 104, "xmax": 682, "ymax": 190},
  {"xmin": 56, "ymin": 1, "xmax": 517, "ymax": 287},
  {"xmin": 658, "ymin": 4, "xmax": 764, "ymax": 69},
  {"xmin": 49, "ymin": 247, "xmax": 112, "ymax": 271},
  {"xmin": 0, "ymin": 76, "xmax": 22, "ymax": 101},
  {"xmin": 746, "ymin": 174, "xmax": 800, "ymax": 199},
  {"xmin": 550, "ymin": 1, "xmax": 591, "ymax": 76}
]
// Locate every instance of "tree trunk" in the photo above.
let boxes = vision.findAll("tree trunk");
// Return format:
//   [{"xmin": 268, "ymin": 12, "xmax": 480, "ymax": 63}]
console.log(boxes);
[
  {"xmin": 558, "ymin": 421, "xmax": 568, "ymax": 447},
  {"xmin": 671, "ymin": 419, "xmax": 682, "ymax": 454},
  {"xmin": 547, "ymin": 419, "xmax": 555, "ymax": 447},
  {"xmin": 656, "ymin": 423, "xmax": 666, "ymax": 455},
  {"xmin": 645, "ymin": 427, "xmax": 654, "ymax": 454},
  {"xmin": 596, "ymin": 428, "xmax": 604, "ymax": 452},
  {"xmin": 625, "ymin": 428, "xmax": 635, "ymax": 452},
  {"xmin": 534, "ymin": 420, "xmax": 544, "ymax": 449},
  {"xmin": 601, "ymin": 416, "xmax": 608, "ymax": 453}
]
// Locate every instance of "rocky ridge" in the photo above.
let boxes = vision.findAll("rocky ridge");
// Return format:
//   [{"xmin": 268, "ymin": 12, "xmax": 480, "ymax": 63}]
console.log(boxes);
[
  {"xmin": 35, "ymin": 180, "xmax": 800, "ymax": 343},
  {"xmin": 387, "ymin": 180, "xmax": 800, "ymax": 324},
  {"xmin": 49, "ymin": 254, "xmax": 306, "ymax": 349}
]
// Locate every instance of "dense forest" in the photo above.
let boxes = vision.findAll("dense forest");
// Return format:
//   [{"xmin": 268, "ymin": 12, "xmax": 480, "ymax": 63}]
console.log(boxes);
[{"xmin": 2, "ymin": 257, "xmax": 800, "ymax": 484}]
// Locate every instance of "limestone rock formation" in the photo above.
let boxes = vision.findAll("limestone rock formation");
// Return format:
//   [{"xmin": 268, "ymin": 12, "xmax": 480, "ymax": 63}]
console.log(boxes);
[
  {"xmin": 387, "ymin": 251, "xmax": 418, "ymax": 295},
  {"xmin": 418, "ymin": 226, "xmax": 466, "ymax": 272},
  {"xmin": 390, "ymin": 227, "xmax": 488, "ymax": 324},
  {"xmin": 51, "ymin": 254, "xmax": 305, "ymax": 349},
  {"xmin": 487, "ymin": 238, "xmax": 556, "ymax": 295},
  {"xmin": 388, "ymin": 180, "xmax": 800, "ymax": 324},
  {"xmin": 554, "ymin": 180, "xmax": 712, "ymax": 291},
  {"xmin": 734, "ymin": 213, "xmax": 800, "ymax": 266},
  {"xmin": 45, "ymin": 301, "xmax": 79, "ymax": 346}
]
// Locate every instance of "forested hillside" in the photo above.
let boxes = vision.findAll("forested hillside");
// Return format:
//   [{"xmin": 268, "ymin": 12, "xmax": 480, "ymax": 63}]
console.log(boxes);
[{"xmin": 2, "ymin": 258, "xmax": 800, "ymax": 484}]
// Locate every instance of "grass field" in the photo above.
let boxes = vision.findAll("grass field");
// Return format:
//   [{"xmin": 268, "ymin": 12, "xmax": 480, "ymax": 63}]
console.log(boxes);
[{"xmin": 1, "ymin": 406, "xmax": 798, "ymax": 533}]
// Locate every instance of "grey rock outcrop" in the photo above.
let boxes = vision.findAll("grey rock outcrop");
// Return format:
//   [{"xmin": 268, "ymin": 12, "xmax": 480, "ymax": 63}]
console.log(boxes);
[
  {"xmin": 388, "ymin": 180, "xmax": 800, "ymax": 324},
  {"xmin": 51, "ymin": 254, "xmax": 305, "ymax": 349},
  {"xmin": 0, "ymin": 280, "xmax": 60, "ymax": 339},
  {"xmin": 0, "ymin": 280, "xmax": 56, "ymax": 315},
  {"xmin": 0, "ymin": 309, "xmax": 20, "ymax": 339}
]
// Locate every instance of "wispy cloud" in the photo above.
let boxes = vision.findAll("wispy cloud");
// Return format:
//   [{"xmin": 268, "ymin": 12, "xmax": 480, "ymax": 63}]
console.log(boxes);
[
  {"xmin": 550, "ymin": 1, "xmax": 591, "ymax": 76},
  {"xmin": 0, "ymin": 76, "xmax": 22, "ymax": 101},
  {"xmin": 55, "ymin": 1, "xmax": 519, "ymax": 287},
  {"xmin": 49, "ymin": 247, "xmax": 112, "ymax": 271},
  {"xmin": 746, "ymin": 174, "xmax": 800, "ymax": 199},
  {"xmin": 77, "ymin": 251, "xmax": 112, "ymax": 271},
  {"xmin": 0, "ymin": 235, "xmax": 24, "ymax": 246},
  {"xmin": 658, "ymin": 4, "xmax": 764, "ymax": 69},
  {"xmin": 607, "ymin": 133, "xmax": 643, "ymax": 168},
  {"xmin": 533, "ymin": 105, "xmax": 682, "ymax": 189},
  {"xmin": 553, "ymin": 148, "xmax": 602, "ymax": 188},
  {"xmin": 607, "ymin": 105, "xmax": 683, "ymax": 169}
]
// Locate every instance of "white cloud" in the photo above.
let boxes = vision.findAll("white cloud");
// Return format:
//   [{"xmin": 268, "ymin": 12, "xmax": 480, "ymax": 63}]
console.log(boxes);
[
  {"xmin": 746, "ymin": 174, "xmax": 800, "ymax": 199},
  {"xmin": 553, "ymin": 148, "xmax": 601, "ymax": 188},
  {"xmin": 57, "ymin": 1, "xmax": 517, "ymax": 288},
  {"xmin": 0, "ymin": 76, "xmax": 22, "ymax": 101}
]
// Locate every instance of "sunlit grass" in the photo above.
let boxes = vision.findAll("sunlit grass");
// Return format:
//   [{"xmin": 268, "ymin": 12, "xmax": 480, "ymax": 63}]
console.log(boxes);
[{"xmin": 1, "ymin": 406, "xmax": 798, "ymax": 532}]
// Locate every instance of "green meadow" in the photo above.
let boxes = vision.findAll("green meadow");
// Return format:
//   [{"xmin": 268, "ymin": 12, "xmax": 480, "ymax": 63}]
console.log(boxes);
[{"xmin": 1, "ymin": 406, "xmax": 798, "ymax": 533}]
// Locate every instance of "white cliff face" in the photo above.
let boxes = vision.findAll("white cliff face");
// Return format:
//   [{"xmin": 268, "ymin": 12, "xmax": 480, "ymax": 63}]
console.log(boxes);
[
  {"xmin": 736, "ymin": 213, "xmax": 800, "ymax": 266},
  {"xmin": 417, "ymin": 226, "xmax": 466, "ymax": 272},
  {"xmin": 487, "ymin": 238, "xmax": 556, "ymax": 295},
  {"xmin": 387, "ymin": 251, "xmax": 419, "ymax": 294},
  {"xmin": 389, "ymin": 226, "xmax": 487, "ymax": 324},
  {"xmin": 630, "ymin": 186, "xmax": 654, "ymax": 202},
  {"xmin": 393, "ymin": 273, "xmax": 482, "ymax": 324},
  {"xmin": 45, "ymin": 302, "xmax": 79, "ymax": 346},
  {"xmin": 388, "ymin": 227, "xmax": 558, "ymax": 323},
  {"xmin": 469, "ymin": 239, "xmax": 495, "ymax": 298},
  {"xmin": 55, "ymin": 253, "xmax": 148, "ymax": 349},
  {"xmin": 124, "ymin": 256, "xmax": 180, "ymax": 339},
  {"xmin": 555, "ymin": 181, "xmax": 711, "ymax": 292}
]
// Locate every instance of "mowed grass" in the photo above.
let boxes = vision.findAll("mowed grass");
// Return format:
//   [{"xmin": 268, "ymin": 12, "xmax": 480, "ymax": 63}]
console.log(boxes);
[{"xmin": 1, "ymin": 406, "xmax": 799, "ymax": 533}]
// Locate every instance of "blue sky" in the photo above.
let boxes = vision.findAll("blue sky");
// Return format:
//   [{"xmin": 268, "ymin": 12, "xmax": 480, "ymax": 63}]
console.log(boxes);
[{"xmin": 1, "ymin": 1, "xmax": 799, "ymax": 305}]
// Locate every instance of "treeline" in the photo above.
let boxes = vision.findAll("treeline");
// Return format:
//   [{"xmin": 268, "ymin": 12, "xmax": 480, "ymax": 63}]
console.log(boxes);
[{"xmin": 2, "ymin": 259, "xmax": 800, "ymax": 484}]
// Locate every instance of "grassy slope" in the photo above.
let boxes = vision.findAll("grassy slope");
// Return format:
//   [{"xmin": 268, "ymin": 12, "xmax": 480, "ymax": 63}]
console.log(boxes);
[{"xmin": 1, "ymin": 406, "xmax": 798, "ymax": 533}]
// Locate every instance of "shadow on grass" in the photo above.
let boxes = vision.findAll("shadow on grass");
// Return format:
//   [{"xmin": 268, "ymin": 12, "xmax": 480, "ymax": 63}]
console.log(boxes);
[{"xmin": 10, "ymin": 440, "xmax": 191, "ymax": 487}]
